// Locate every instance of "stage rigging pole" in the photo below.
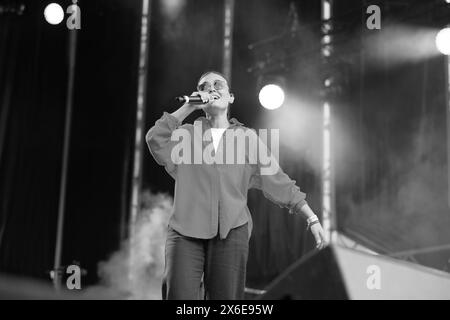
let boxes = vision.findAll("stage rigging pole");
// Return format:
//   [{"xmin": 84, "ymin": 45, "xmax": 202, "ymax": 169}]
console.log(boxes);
[
  {"xmin": 223, "ymin": 0, "xmax": 235, "ymax": 84},
  {"xmin": 53, "ymin": 28, "xmax": 78, "ymax": 290},
  {"xmin": 128, "ymin": 0, "xmax": 151, "ymax": 286}
]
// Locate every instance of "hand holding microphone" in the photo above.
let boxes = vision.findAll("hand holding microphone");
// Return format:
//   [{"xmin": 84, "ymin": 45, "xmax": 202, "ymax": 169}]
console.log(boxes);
[{"xmin": 176, "ymin": 91, "xmax": 215, "ymax": 109}]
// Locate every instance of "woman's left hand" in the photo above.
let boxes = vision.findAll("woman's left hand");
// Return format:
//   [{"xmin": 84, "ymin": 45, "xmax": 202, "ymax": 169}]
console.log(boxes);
[{"xmin": 310, "ymin": 223, "xmax": 326, "ymax": 250}]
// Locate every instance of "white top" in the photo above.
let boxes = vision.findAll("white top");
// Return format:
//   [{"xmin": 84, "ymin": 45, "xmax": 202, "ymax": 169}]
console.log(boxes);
[{"xmin": 210, "ymin": 128, "xmax": 227, "ymax": 152}]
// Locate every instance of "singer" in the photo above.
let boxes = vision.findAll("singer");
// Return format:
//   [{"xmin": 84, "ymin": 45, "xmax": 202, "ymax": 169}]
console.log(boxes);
[{"xmin": 145, "ymin": 71, "xmax": 326, "ymax": 300}]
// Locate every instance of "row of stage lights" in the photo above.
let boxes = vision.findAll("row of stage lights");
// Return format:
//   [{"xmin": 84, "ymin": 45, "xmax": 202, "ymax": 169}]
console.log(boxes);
[
  {"xmin": 41, "ymin": 3, "xmax": 450, "ymax": 111},
  {"xmin": 43, "ymin": 1, "xmax": 288, "ymax": 110},
  {"xmin": 258, "ymin": 25, "xmax": 450, "ymax": 110}
]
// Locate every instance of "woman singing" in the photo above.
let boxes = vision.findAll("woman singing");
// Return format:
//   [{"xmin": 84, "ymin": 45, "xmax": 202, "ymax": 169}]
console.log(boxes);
[{"xmin": 146, "ymin": 71, "xmax": 326, "ymax": 300}]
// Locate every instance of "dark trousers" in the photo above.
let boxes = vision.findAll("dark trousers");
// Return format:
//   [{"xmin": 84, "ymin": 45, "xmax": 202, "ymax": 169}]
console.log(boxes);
[{"xmin": 161, "ymin": 223, "xmax": 249, "ymax": 300}]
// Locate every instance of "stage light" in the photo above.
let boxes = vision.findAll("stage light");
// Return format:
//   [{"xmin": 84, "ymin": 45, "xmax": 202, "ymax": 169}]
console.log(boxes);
[
  {"xmin": 44, "ymin": 3, "xmax": 64, "ymax": 25},
  {"xmin": 322, "ymin": 45, "xmax": 332, "ymax": 57},
  {"xmin": 259, "ymin": 84, "xmax": 285, "ymax": 110},
  {"xmin": 435, "ymin": 27, "xmax": 450, "ymax": 55},
  {"xmin": 322, "ymin": 35, "xmax": 331, "ymax": 45},
  {"xmin": 161, "ymin": 0, "xmax": 186, "ymax": 20},
  {"xmin": 321, "ymin": 21, "xmax": 333, "ymax": 34},
  {"xmin": 322, "ymin": 0, "xmax": 331, "ymax": 20}
]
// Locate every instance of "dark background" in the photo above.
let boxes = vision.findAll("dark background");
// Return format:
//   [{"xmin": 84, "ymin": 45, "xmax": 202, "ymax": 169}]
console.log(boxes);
[{"xmin": 1, "ymin": 0, "xmax": 449, "ymax": 291}]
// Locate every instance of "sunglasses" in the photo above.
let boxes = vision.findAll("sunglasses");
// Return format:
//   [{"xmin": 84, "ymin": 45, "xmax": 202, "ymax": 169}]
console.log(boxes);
[{"xmin": 197, "ymin": 80, "xmax": 228, "ymax": 92}]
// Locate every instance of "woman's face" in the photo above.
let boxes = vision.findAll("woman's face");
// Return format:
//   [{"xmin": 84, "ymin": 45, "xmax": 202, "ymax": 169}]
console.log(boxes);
[{"xmin": 197, "ymin": 72, "xmax": 234, "ymax": 115}]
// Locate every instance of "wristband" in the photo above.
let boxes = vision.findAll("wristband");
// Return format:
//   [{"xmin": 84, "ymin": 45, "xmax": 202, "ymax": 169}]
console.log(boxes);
[
  {"xmin": 307, "ymin": 220, "xmax": 320, "ymax": 230},
  {"xmin": 306, "ymin": 215, "xmax": 320, "ymax": 230},
  {"xmin": 306, "ymin": 215, "xmax": 319, "ymax": 224}
]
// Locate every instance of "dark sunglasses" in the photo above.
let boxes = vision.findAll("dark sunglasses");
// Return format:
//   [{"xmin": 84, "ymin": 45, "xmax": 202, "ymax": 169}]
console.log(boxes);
[{"xmin": 197, "ymin": 80, "xmax": 228, "ymax": 92}]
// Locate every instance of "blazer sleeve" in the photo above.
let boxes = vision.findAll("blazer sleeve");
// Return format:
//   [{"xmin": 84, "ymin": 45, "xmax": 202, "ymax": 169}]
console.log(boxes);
[
  {"xmin": 249, "ymin": 130, "xmax": 307, "ymax": 213},
  {"xmin": 145, "ymin": 112, "xmax": 181, "ymax": 179}
]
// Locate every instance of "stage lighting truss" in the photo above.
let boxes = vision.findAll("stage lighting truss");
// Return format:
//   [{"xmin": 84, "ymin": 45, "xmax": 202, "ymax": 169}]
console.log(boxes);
[
  {"xmin": 246, "ymin": 1, "xmax": 353, "ymax": 95},
  {"xmin": 247, "ymin": 3, "xmax": 303, "ymax": 77}
]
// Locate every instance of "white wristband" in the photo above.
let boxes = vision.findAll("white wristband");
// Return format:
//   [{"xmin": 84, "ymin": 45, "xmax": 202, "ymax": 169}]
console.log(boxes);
[{"xmin": 306, "ymin": 215, "xmax": 319, "ymax": 224}]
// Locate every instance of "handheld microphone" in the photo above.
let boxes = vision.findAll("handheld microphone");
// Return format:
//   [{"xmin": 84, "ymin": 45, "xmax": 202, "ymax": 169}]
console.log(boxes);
[{"xmin": 175, "ymin": 95, "xmax": 215, "ymax": 104}]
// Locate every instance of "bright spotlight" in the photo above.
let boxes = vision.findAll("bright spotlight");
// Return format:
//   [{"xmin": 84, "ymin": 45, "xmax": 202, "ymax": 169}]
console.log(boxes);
[
  {"xmin": 161, "ymin": 0, "xmax": 186, "ymax": 20},
  {"xmin": 44, "ymin": 3, "xmax": 64, "ymax": 25},
  {"xmin": 259, "ymin": 84, "xmax": 285, "ymax": 110},
  {"xmin": 435, "ymin": 27, "xmax": 450, "ymax": 55}
]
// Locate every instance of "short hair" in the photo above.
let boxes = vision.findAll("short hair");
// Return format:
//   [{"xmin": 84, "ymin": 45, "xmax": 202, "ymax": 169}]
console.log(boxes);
[{"xmin": 198, "ymin": 70, "xmax": 230, "ymax": 86}]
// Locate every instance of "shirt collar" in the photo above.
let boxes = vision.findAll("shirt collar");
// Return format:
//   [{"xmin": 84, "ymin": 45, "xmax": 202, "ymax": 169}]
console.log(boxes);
[{"xmin": 195, "ymin": 116, "xmax": 244, "ymax": 128}]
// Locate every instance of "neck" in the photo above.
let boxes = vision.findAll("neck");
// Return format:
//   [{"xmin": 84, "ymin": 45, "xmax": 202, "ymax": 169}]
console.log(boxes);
[{"xmin": 206, "ymin": 112, "xmax": 230, "ymax": 128}]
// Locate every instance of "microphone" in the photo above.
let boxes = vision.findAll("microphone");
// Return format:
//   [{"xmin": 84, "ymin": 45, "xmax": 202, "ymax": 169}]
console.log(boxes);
[{"xmin": 175, "ymin": 95, "xmax": 215, "ymax": 104}]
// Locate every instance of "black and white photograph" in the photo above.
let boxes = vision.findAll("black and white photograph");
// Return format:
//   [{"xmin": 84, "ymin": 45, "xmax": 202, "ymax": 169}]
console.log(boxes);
[{"xmin": 0, "ymin": 0, "xmax": 450, "ymax": 304}]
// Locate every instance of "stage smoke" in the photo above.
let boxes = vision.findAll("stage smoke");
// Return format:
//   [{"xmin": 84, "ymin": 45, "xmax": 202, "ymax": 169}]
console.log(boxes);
[{"xmin": 82, "ymin": 191, "xmax": 172, "ymax": 299}]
